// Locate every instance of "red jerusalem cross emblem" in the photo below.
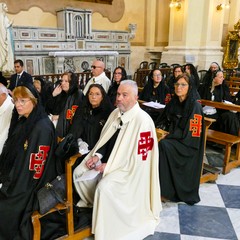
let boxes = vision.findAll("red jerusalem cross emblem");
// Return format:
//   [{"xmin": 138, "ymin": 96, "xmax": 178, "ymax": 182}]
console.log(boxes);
[
  {"xmin": 29, "ymin": 145, "xmax": 50, "ymax": 179},
  {"xmin": 189, "ymin": 114, "xmax": 202, "ymax": 137},
  {"xmin": 138, "ymin": 131, "xmax": 154, "ymax": 160},
  {"xmin": 66, "ymin": 105, "xmax": 78, "ymax": 123}
]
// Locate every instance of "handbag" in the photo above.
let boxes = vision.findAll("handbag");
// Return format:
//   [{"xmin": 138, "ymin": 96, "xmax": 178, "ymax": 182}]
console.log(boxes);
[
  {"xmin": 55, "ymin": 133, "xmax": 78, "ymax": 173},
  {"xmin": 37, "ymin": 174, "xmax": 66, "ymax": 215},
  {"xmin": 55, "ymin": 133, "xmax": 78, "ymax": 159}
]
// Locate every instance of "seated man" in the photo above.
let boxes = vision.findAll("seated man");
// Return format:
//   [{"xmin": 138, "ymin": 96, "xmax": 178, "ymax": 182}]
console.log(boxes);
[{"xmin": 73, "ymin": 80, "xmax": 161, "ymax": 240}]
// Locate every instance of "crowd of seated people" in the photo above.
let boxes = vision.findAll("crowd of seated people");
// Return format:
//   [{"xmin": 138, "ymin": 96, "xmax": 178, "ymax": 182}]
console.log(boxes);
[{"xmin": 1, "ymin": 58, "xmax": 239, "ymax": 239}]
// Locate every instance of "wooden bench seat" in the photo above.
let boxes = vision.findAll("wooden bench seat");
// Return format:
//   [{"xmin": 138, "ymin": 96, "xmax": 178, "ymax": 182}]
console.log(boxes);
[
  {"xmin": 225, "ymin": 76, "xmax": 240, "ymax": 96},
  {"xmin": 200, "ymin": 99, "xmax": 240, "ymax": 174},
  {"xmin": 32, "ymin": 153, "xmax": 92, "ymax": 240},
  {"xmin": 207, "ymin": 129, "xmax": 240, "ymax": 174}
]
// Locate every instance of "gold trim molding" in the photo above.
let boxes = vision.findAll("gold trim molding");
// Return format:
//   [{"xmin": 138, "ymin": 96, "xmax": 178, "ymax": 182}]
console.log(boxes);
[
  {"xmin": 222, "ymin": 20, "xmax": 240, "ymax": 69},
  {"xmin": 6, "ymin": 0, "xmax": 124, "ymax": 22}
]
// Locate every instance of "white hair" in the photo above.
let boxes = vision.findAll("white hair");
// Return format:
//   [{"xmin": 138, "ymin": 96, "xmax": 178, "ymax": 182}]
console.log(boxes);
[
  {"xmin": 0, "ymin": 83, "xmax": 8, "ymax": 96},
  {"xmin": 120, "ymin": 80, "xmax": 138, "ymax": 96}
]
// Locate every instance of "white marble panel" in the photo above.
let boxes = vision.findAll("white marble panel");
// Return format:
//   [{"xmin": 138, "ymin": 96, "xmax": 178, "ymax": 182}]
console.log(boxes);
[
  {"xmin": 216, "ymin": 169, "xmax": 240, "ymax": 186},
  {"xmin": 227, "ymin": 208, "xmax": 240, "ymax": 239},
  {"xmin": 197, "ymin": 183, "xmax": 225, "ymax": 208},
  {"xmin": 155, "ymin": 202, "xmax": 180, "ymax": 234}
]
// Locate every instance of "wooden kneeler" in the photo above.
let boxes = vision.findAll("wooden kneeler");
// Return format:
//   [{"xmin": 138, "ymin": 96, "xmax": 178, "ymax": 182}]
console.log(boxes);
[{"xmin": 31, "ymin": 153, "xmax": 92, "ymax": 240}]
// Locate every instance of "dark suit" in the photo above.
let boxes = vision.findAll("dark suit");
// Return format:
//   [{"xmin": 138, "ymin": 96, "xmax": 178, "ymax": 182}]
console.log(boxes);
[{"xmin": 8, "ymin": 71, "xmax": 33, "ymax": 91}]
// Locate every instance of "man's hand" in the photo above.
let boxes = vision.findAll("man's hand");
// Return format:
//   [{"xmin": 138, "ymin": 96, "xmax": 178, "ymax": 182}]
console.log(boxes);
[
  {"xmin": 95, "ymin": 163, "xmax": 106, "ymax": 173},
  {"xmin": 86, "ymin": 155, "xmax": 99, "ymax": 169}
]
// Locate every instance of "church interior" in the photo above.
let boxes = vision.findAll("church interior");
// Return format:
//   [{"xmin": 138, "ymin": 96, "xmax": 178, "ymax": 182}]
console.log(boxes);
[{"xmin": 1, "ymin": 0, "xmax": 240, "ymax": 239}]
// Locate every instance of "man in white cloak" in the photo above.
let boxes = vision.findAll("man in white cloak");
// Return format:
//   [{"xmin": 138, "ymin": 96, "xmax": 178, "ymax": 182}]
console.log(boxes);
[
  {"xmin": 0, "ymin": 83, "xmax": 14, "ymax": 153},
  {"xmin": 73, "ymin": 80, "xmax": 161, "ymax": 240}
]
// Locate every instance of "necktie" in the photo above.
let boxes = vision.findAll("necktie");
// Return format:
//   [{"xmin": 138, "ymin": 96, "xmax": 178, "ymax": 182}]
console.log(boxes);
[
  {"xmin": 16, "ymin": 75, "xmax": 20, "ymax": 87},
  {"xmin": 93, "ymin": 78, "xmax": 95, "ymax": 83}
]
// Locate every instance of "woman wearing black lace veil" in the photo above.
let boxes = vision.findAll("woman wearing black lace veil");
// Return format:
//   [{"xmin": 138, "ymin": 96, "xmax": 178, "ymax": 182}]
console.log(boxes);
[
  {"xmin": 0, "ymin": 83, "xmax": 57, "ymax": 240},
  {"xmin": 46, "ymin": 71, "xmax": 84, "ymax": 138},
  {"xmin": 155, "ymin": 73, "xmax": 205, "ymax": 205}
]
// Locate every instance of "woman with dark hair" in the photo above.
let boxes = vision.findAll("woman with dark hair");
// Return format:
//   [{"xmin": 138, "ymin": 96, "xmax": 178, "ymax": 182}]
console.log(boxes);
[
  {"xmin": 46, "ymin": 71, "xmax": 83, "ymax": 138},
  {"xmin": 0, "ymin": 83, "xmax": 57, "ymax": 240},
  {"xmin": 184, "ymin": 63, "xmax": 200, "ymax": 89},
  {"xmin": 139, "ymin": 68, "xmax": 170, "ymax": 103},
  {"xmin": 201, "ymin": 70, "xmax": 239, "ymax": 136},
  {"xmin": 139, "ymin": 68, "xmax": 171, "ymax": 121},
  {"xmin": 69, "ymin": 84, "xmax": 113, "ymax": 158},
  {"xmin": 166, "ymin": 65, "xmax": 184, "ymax": 95},
  {"xmin": 155, "ymin": 73, "xmax": 205, "ymax": 205},
  {"xmin": 107, "ymin": 66, "xmax": 127, "ymax": 106}
]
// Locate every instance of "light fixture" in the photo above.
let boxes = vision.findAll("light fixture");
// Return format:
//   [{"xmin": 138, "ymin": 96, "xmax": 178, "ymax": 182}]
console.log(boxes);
[
  {"xmin": 216, "ymin": 1, "xmax": 230, "ymax": 11},
  {"xmin": 169, "ymin": 0, "xmax": 182, "ymax": 11}
]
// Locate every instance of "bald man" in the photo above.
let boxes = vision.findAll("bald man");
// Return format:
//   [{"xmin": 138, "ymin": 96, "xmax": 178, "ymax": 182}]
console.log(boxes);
[{"xmin": 83, "ymin": 60, "xmax": 111, "ymax": 95}]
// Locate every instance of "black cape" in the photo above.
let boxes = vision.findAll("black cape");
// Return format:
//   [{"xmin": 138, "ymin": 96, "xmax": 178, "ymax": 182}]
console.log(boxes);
[
  {"xmin": 156, "ymin": 96, "xmax": 205, "ymax": 204},
  {"xmin": 0, "ymin": 109, "xmax": 57, "ymax": 240}
]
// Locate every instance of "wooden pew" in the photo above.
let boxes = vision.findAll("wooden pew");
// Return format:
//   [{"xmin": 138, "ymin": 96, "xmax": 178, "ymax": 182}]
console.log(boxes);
[
  {"xmin": 200, "ymin": 99, "xmax": 240, "ymax": 174},
  {"xmin": 225, "ymin": 76, "xmax": 240, "ymax": 96},
  {"xmin": 31, "ymin": 153, "xmax": 92, "ymax": 240}
]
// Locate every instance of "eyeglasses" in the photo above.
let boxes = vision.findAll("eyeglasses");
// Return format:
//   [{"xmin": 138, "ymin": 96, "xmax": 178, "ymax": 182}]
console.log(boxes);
[
  {"xmin": 153, "ymin": 74, "xmax": 162, "ymax": 77},
  {"xmin": 174, "ymin": 70, "xmax": 182, "ymax": 73},
  {"xmin": 12, "ymin": 98, "xmax": 31, "ymax": 106},
  {"xmin": 174, "ymin": 83, "xmax": 188, "ymax": 88},
  {"xmin": 114, "ymin": 72, "xmax": 122, "ymax": 75},
  {"xmin": 91, "ymin": 65, "xmax": 102, "ymax": 69}
]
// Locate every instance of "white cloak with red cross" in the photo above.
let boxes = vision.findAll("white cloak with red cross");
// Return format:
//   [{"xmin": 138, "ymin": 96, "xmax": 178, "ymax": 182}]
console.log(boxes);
[{"xmin": 73, "ymin": 102, "xmax": 161, "ymax": 240}]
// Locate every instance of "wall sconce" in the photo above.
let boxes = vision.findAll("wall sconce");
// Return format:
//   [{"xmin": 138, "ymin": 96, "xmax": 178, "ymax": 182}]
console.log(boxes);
[
  {"xmin": 169, "ymin": 0, "xmax": 182, "ymax": 11},
  {"xmin": 128, "ymin": 23, "xmax": 137, "ymax": 40},
  {"xmin": 216, "ymin": 1, "xmax": 230, "ymax": 11}
]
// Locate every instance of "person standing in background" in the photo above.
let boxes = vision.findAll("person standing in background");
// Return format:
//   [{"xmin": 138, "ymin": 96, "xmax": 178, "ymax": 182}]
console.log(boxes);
[{"xmin": 8, "ymin": 59, "xmax": 33, "ymax": 93}]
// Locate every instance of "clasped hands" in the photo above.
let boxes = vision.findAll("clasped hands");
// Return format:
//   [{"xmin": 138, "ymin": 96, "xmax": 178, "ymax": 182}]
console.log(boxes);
[{"xmin": 86, "ymin": 155, "xmax": 106, "ymax": 173}]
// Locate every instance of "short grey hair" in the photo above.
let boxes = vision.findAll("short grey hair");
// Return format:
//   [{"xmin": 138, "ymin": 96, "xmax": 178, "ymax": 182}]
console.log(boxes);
[{"xmin": 120, "ymin": 80, "xmax": 138, "ymax": 96}]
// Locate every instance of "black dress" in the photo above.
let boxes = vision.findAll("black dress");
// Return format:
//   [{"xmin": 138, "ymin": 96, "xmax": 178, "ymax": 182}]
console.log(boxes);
[
  {"xmin": 0, "ymin": 106, "xmax": 57, "ymax": 240},
  {"xmin": 201, "ymin": 82, "xmax": 239, "ymax": 136},
  {"xmin": 155, "ymin": 91, "xmax": 205, "ymax": 205},
  {"xmin": 46, "ymin": 80, "xmax": 84, "ymax": 138},
  {"xmin": 139, "ymin": 78, "xmax": 170, "ymax": 121}
]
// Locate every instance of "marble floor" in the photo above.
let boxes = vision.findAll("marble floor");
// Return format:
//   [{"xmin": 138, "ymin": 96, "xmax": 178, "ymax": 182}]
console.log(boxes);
[
  {"xmin": 85, "ymin": 144, "xmax": 240, "ymax": 240},
  {"xmin": 144, "ymin": 144, "xmax": 240, "ymax": 240}
]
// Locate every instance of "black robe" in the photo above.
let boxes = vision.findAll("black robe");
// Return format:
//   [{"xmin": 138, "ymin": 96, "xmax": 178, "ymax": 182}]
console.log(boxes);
[
  {"xmin": 155, "ymin": 95, "xmax": 205, "ymax": 205},
  {"xmin": 0, "ymin": 108, "xmax": 57, "ymax": 240},
  {"xmin": 201, "ymin": 82, "xmax": 239, "ymax": 136},
  {"xmin": 46, "ymin": 87, "xmax": 83, "ymax": 138}
]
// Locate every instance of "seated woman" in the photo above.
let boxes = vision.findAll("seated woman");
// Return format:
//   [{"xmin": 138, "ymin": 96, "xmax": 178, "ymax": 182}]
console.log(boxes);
[
  {"xmin": 107, "ymin": 66, "xmax": 127, "ymax": 106},
  {"xmin": 139, "ymin": 68, "xmax": 171, "ymax": 121},
  {"xmin": 46, "ymin": 72, "xmax": 83, "ymax": 138},
  {"xmin": 201, "ymin": 70, "xmax": 239, "ymax": 136},
  {"xmin": 155, "ymin": 73, "xmax": 205, "ymax": 205},
  {"xmin": 139, "ymin": 68, "xmax": 170, "ymax": 104},
  {"xmin": 69, "ymin": 84, "xmax": 113, "ymax": 165},
  {"xmin": 183, "ymin": 63, "xmax": 201, "ymax": 99},
  {"xmin": 0, "ymin": 83, "xmax": 57, "ymax": 240},
  {"xmin": 166, "ymin": 65, "xmax": 183, "ymax": 95},
  {"xmin": 199, "ymin": 62, "xmax": 221, "ymax": 97}
]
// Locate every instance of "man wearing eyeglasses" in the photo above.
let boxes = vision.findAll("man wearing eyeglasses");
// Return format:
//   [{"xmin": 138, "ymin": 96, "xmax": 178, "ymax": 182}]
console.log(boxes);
[{"xmin": 83, "ymin": 60, "xmax": 111, "ymax": 95}]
